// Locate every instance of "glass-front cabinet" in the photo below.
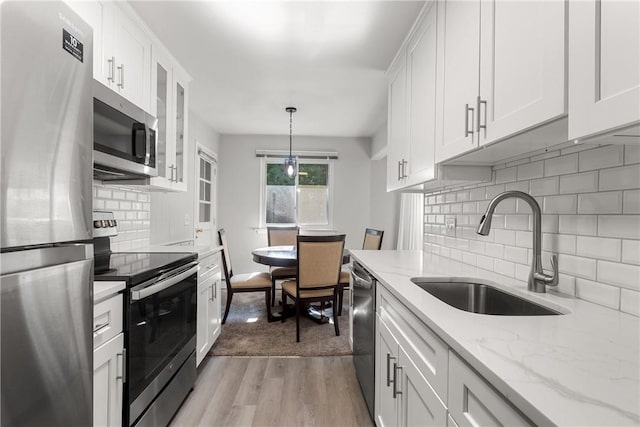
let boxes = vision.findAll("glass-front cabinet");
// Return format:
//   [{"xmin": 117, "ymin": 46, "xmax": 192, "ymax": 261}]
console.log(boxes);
[{"xmin": 149, "ymin": 43, "xmax": 190, "ymax": 192}]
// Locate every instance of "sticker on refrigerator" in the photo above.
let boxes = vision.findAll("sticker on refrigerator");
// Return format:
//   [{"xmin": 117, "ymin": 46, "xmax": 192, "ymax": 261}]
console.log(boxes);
[{"xmin": 62, "ymin": 29, "xmax": 83, "ymax": 63}]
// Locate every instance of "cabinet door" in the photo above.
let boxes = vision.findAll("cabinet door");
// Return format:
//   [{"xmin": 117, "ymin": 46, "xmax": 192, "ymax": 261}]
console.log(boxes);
[
  {"xmin": 375, "ymin": 316, "xmax": 399, "ymax": 427},
  {"xmin": 568, "ymin": 0, "xmax": 640, "ymax": 140},
  {"xmin": 171, "ymin": 66, "xmax": 189, "ymax": 192},
  {"xmin": 66, "ymin": 0, "xmax": 113, "ymax": 87},
  {"xmin": 398, "ymin": 346, "xmax": 447, "ymax": 427},
  {"xmin": 435, "ymin": 0, "xmax": 480, "ymax": 163},
  {"xmin": 150, "ymin": 44, "xmax": 174, "ymax": 187},
  {"xmin": 387, "ymin": 52, "xmax": 409, "ymax": 192},
  {"xmin": 479, "ymin": 0, "xmax": 565, "ymax": 145},
  {"xmin": 209, "ymin": 272, "xmax": 222, "ymax": 344},
  {"xmin": 94, "ymin": 334, "xmax": 124, "ymax": 427},
  {"xmin": 448, "ymin": 352, "xmax": 532, "ymax": 427},
  {"xmin": 406, "ymin": 3, "xmax": 437, "ymax": 186},
  {"xmin": 112, "ymin": 4, "xmax": 151, "ymax": 111},
  {"xmin": 196, "ymin": 278, "xmax": 211, "ymax": 366}
]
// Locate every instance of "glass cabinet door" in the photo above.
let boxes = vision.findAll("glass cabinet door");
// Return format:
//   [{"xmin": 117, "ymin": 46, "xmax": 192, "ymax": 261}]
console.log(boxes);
[
  {"xmin": 174, "ymin": 80, "xmax": 185, "ymax": 186},
  {"xmin": 155, "ymin": 61, "xmax": 169, "ymax": 180}
]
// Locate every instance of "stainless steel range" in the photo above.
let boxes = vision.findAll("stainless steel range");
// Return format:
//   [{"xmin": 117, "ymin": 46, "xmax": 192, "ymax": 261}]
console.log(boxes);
[{"xmin": 93, "ymin": 212, "xmax": 198, "ymax": 427}]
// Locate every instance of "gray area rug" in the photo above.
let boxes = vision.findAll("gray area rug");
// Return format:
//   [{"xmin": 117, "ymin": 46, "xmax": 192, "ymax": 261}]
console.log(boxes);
[{"xmin": 210, "ymin": 290, "xmax": 351, "ymax": 357}]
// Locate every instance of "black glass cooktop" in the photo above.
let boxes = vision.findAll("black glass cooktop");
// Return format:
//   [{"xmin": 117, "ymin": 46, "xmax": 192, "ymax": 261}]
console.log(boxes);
[{"xmin": 94, "ymin": 252, "xmax": 198, "ymax": 286}]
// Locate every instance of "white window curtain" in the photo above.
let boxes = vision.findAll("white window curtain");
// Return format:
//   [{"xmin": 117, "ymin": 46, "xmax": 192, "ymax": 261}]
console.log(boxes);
[{"xmin": 397, "ymin": 193, "xmax": 424, "ymax": 250}]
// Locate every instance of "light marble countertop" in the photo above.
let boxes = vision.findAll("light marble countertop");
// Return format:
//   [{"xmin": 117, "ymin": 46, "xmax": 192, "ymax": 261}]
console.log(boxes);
[
  {"xmin": 93, "ymin": 280, "xmax": 125, "ymax": 303},
  {"xmin": 350, "ymin": 250, "xmax": 640, "ymax": 426},
  {"xmin": 122, "ymin": 244, "xmax": 223, "ymax": 259}
]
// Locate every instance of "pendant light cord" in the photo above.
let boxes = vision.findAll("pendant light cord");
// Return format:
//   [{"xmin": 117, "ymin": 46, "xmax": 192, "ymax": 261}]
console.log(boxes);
[{"xmin": 289, "ymin": 109, "xmax": 293, "ymax": 156}]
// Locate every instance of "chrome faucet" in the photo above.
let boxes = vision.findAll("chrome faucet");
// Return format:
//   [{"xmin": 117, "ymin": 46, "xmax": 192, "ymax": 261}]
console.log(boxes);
[{"xmin": 477, "ymin": 191, "xmax": 558, "ymax": 293}]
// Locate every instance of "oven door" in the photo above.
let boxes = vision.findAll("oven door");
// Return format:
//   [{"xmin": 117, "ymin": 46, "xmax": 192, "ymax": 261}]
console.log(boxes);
[{"xmin": 127, "ymin": 262, "xmax": 198, "ymax": 424}]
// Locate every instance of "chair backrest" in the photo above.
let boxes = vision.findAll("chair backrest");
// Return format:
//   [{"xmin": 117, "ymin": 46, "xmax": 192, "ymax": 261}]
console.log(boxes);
[
  {"xmin": 217, "ymin": 228, "xmax": 233, "ymax": 285},
  {"xmin": 362, "ymin": 228, "xmax": 384, "ymax": 250},
  {"xmin": 267, "ymin": 226, "xmax": 299, "ymax": 246},
  {"xmin": 296, "ymin": 234, "xmax": 345, "ymax": 290}
]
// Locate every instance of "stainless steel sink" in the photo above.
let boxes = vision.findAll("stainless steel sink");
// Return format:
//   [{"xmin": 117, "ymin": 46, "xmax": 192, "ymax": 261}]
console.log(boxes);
[{"xmin": 410, "ymin": 279, "xmax": 562, "ymax": 316}]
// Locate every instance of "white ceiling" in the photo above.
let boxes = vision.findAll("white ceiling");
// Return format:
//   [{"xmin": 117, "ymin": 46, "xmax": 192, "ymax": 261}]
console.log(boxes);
[{"xmin": 129, "ymin": 1, "xmax": 425, "ymax": 137}]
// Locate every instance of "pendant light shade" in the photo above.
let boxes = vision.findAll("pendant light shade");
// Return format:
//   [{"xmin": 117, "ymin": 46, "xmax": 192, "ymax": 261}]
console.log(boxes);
[{"xmin": 284, "ymin": 106, "xmax": 297, "ymax": 178}]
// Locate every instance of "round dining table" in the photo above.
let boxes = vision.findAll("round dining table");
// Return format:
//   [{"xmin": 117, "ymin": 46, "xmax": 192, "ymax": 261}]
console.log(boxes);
[{"xmin": 252, "ymin": 245, "xmax": 351, "ymax": 268}]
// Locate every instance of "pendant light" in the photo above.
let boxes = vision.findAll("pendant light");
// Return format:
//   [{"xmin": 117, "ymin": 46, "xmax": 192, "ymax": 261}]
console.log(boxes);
[{"xmin": 284, "ymin": 106, "xmax": 297, "ymax": 178}]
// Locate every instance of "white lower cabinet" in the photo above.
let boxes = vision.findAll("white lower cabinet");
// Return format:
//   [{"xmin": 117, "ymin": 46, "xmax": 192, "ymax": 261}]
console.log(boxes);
[
  {"xmin": 375, "ymin": 283, "xmax": 533, "ymax": 427},
  {"xmin": 196, "ymin": 251, "xmax": 222, "ymax": 366},
  {"xmin": 93, "ymin": 290, "xmax": 124, "ymax": 427},
  {"xmin": 94, "ymin": 334, "xmax": 124, "ymax": 427}
]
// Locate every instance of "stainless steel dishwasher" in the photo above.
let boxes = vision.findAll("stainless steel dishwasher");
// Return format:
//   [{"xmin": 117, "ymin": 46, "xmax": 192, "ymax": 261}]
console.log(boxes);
[{"xmin": 351, "ymin": 261, "xmax": 376, "ymax": 420}]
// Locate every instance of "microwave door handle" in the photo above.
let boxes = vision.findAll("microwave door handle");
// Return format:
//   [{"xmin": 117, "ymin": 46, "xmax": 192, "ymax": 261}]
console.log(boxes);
[
  {"xmin": 130, "ymin": 264, "xmax": 199, "ymax": 301},
  {"xmin": 132, "ymin": 123, "xmax": 146, "ymax": 160}
]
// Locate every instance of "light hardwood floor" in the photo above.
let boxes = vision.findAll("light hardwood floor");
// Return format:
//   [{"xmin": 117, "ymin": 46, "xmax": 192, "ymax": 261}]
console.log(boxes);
[{"xmin": 170, "ymin": 356, "xmax": 374, "ymax": 427}]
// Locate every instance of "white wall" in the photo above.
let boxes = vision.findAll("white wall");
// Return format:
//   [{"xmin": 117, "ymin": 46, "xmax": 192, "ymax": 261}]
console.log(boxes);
[
  {"xmin": 370, "ymin": 159, "xmax": 399, "ymax": 249},
  {"xmin": 218, "ymin": 134, "xmax": 371, "ymax": 273},
  {"xmin": 424, "ymin": 143, "xmax": 640, "ymax": 316},
  {"xmin": 150, "ymin": 110, "xmax": 220, "ymax": 244}
]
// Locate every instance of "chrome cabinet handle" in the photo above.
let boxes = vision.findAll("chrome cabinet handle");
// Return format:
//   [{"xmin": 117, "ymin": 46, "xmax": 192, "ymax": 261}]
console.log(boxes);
[
  {"xmin": 117, "ymin": 64, "xmax": 124, "ymax": 88},
  {"xmin": 397, "ymin": 161, "xmax": 402, "ymax": 181},
  {"xmin": 393, "ymin": 363, "xmax": 402, "ymax": 398},
  {"xmin": 93, "ymin": 320, "xmax": 110, "ymax": 335},
  {"xmin": 477, "ymin": 96, "xmax": 487, "ymax": 134},
  {"xmin": 107, "ymin": 57, "xmax": 116, "ymax": 82},
  {"xmin": 386, "ymin": 353, "xmax": 396, "ymax": 387},
  {"xmin": 210, "ymin": 283, "xmax": 214, "ymax": 301},
  {"xmin": 465, "ymin": 104, "xmax": 475, "ymax": 137},
  {"xmin": 116, "ymin": 349, "xmax": 126, "ymax": 382},
  {"xmin": 401, "ymin": 159, "xmax": 408, "ymax": 179}
]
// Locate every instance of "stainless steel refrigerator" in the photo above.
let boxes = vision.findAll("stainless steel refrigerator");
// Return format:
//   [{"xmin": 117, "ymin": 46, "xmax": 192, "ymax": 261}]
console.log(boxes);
[{"xmin": 1, "ymin": 2, "xmax": 94, "ymax": 425}]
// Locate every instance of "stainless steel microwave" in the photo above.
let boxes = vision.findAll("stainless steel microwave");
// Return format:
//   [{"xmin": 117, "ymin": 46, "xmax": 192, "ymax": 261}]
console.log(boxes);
[{"xmin": 93, "ymin": 81, "xmax": 158, "ymax": 181}]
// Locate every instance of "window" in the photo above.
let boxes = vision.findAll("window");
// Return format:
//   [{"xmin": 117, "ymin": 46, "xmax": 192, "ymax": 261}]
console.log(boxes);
[{"xmin": 262, "ymin": 158, "xmax": 333, "ymax": 227}]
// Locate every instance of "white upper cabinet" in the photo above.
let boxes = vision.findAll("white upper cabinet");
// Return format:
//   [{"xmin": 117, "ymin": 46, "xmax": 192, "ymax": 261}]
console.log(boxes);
[
  {"xmin": 478, "ymin": 0, "xmax": 565, "ymax": 145},
  {"xmin": 67, "ymin": 1, "xmax": 151, "ymax": 112},
  {"xmin": 434, "ymin": 0, "xmax": 481, "ymax": 163},
  {"xmin": 387, "ymin": 50, "xmax": 409, "ymax": 192},
  {"xmin": 568, "ymin": 0, "xmax": 640, "ymax": 143},
  {"xmin": 435, "ymin": 0, "xmax": 566, "ymax": 163}
]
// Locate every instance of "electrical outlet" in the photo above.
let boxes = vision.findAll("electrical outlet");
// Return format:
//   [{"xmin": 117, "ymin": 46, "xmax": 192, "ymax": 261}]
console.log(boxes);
[{"xmin": 445, "ymin": 216, "xmax": 456, "ymax": 235}]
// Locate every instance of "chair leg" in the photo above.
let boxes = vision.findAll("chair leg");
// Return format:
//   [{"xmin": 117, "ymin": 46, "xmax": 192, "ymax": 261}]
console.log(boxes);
[
  {"xmin": 333, "ymin": 292, "xmax": 340, "ymax": 337},
  {"xmin": 222, "ymin": 290, "xmax": 233, "ymax": 324},
  {"xmin": 281, "ymin": 292, "xmax": 287, "ymax": 323},
  {"xmin": 271, "ymin": 278, "xmax": 276, "ymax": 306},
  {"xmin": 338, "ymin": 284, "xmax": 344, "ymax": 316},
  {"xmin": 295, "ymin": 299, "xmax": 300, "ymax": 342},
  {"xmin": 265, "ymin": 289, "xmax": 273, "ymax": 322}
]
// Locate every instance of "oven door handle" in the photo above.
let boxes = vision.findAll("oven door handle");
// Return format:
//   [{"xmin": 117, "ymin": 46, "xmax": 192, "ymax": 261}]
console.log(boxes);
[{"xmin": 131, "ymin": 264, "xmax": 199, "ymax": 301}]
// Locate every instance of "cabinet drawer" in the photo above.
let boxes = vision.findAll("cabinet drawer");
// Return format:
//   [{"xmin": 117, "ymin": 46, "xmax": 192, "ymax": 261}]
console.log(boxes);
[
  {"xmin": 199, "ymin": 252, "xmax": 221, "ymax": 281},
  {"xmin": 377, "ymin": 284, "xmax": 448, "ymax": 404},
  {"xmin": 93, "ymin": 293, "xmax": 123, "ymax": 349},
  {"xmin": 448, "ymin": 352, "xmax": 532, "ymax": 427}
]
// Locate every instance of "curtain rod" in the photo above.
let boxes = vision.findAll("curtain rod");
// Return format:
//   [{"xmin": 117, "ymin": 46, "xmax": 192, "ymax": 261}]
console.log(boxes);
[{"xmin": 255, "ymin": 149, "xmax": 339, "ymax": 160}]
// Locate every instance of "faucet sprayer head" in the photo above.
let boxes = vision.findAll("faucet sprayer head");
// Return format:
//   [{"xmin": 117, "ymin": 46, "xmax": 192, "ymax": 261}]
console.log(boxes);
[{"xmin": 476, "ymin": 214, "xmax": 492, "ymax": 236}]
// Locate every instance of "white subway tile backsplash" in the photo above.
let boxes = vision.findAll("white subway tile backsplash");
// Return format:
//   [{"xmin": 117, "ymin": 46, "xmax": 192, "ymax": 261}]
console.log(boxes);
[
  {"xmin": 94, "ymin": 183, "xmax": 150, "ymax": 249},
  {"xmin": 517, "ymin": 161, "xmax": 544, "ymax": 181},
  {"xmin": 576, "ymin": 278, "xmax": 621, "ymax": 310},
  {"xmin": 576, "ymin": 236, "xmax": 621, "ymax": 261},
  {"xmin": 597, "ymin": 261, "xmax": 640, "ymax": 291},
  {"xmin": 545, "ymin": 154, "xmax": 578, "ymax": 176},
  {"xmin": 495, "ymin": 167, "xmax": 517, "ymax": 184},
  {"xmin": 577, "ymin": 191, "xmax": 622, "ymax": 214},
  {"xmin": 599, "ymin": 164, "xmax": 640, "ymax": 191},
  {"xmin": 598, "ymin": 215, "xmax": 640, "ymax": 239},
  {"xmin": 105, "ymin": 200, "xmax": 119, "ymax": 210},
  {"xmin": 579, "ymin": 145, "xmax": 624, "ymax": 172},
  {"xmin": 543, "ymin": 195, "xmax": 577, "ymax": 214},
  {"xmin": 620, "ymin": 289, "xmax": 640, "ymax": 316},
  {"xmin": 423, "ymin": 145, "xmax": 640, "ymax": 314},
  {"xmin": 623, "ymin": 190, "xmax": 640, "ymax": 214},
  {"xmin": 625, "ymin": 144, "xmax": 640, "ymax": 165},
  {"xmin": 97, "ymin": 188, "xmax": 112, "ymax": 199},
  {"xmin": 622, "ymin": 240, "xmax": 640, "ymax": 265},
  {"xmin": 559, "ymin": 171, "xmax": 598, "ymax": 194},
  {"xmin": 558, "ymin": 254, "xmax": 596, "ymax": 280},
  {"xmin": 558, "ymin": 215, "xmax": 597, "ymax": 236},
  {"xmin": 530, "ymin": 177, "xmax": 559, "ymax": 196}
]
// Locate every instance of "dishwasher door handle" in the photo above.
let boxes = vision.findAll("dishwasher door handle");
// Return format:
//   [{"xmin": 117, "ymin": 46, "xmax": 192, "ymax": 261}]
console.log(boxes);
[{"xmin": 351, "ymin": 266, "xmax": 373, "ymax": 289}]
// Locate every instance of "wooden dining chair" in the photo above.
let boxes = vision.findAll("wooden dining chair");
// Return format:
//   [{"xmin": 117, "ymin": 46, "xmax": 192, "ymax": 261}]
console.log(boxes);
[
  {"xmin": 218, "ymin": 229, "xmax": 274, "ymax": 324},
  {"xmin": 281, "ymin": 234, "xmax": 345, "ymax": 342},
  {"xmin": 267, "ymin": 226, "xmax": 299, "ymax": 306},
  {"xmin": 337, "ymin": 228, "xmax": 384, "ymax": 315}
]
